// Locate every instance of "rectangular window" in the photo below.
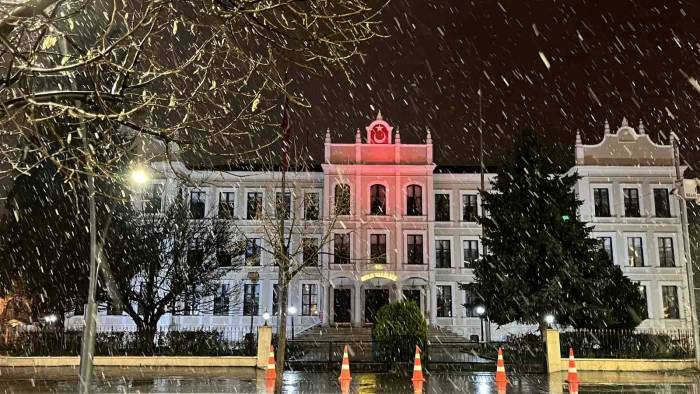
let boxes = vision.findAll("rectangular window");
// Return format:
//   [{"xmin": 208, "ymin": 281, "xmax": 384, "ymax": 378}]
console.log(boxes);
[
  {"xmin": 463, "ymin": 289, "xmax": 477, "ymax": 318},
  {"xmin": 245, "ymin": 238, "xmax": 261, "ymax": 266},
  {"xmin": 654, "ymin": 189, "xmax": 671, "ymax": 218},
  {"xmin": 627, "ymin": 237, "xmax": 644, "ymax": 267},
  {"xmin": 370, "ymin": 234, "xmax": 387, "ymax": 264},
  {"xmin": 462, "ymin": 194, "xmax": 478, "ymax": 222},
  {"xmin": 218, "ymin": 192, "xmax": 235, "ymax": 219},
  {"xmin": 182, "ymin": 285, "xmax": 197, "ymax": 316},
  {"xmin": 463, "ymin": 240, "xmax": 479, "ymax": 268},
  {"xmin": 302, "ymin": 284, "xmax": 318, "ymax": 316},
  {"xmin": 144, "ymin": 184, "xmax": 163, "ymax": 213},
  {"xmin": 302, "ymin": 238, "xmax": 320, "ymax": 266},
  {"xmin": 272, "ymin": 284, "xmax": 280, "ymax": 315},
  {"xmin": 217, "ymin": 247, "xmax": 232, "ymax": 267},
  {"xmin": 435, "ymin": 194, "xmax": 451, "ymax": 221},
  {"xmin": 190, "ymin": 191, "xmax": 206, "ymax": 219},
  {"xmin": 593, "ymin": 188, "xmax": 611, "ymax": 217},
  {"xmin": 658, "ymin": 237, "xmax": 675, "ymax": 267},
  {"xmin": 436, "ymin": 285, "xmax": 452, "ymax": 318},
  {"xmin": 597, "ymin": 237, "xmax": 613, "ymax": 263},
  {"xmin": 106, "ymin": 299, "xmax": 123, "ymax": 316},
  {"xmin": 304, "ymin": 192, "xmax": 320, "ymax": 220},
  {"xmin": 243, "ymin": 284, "xmax": 260, "ymax": 316},
  {"xmin": 662, "ymin": 285, "xmax": 680, "ymax": 319},
  {"xmin": 623, "ymin": 188, "xmax": 641, "ymax": 217},
  {"xmin": 407, "ymin": 185, "xmax": 423, "ymax": 216},
  {"xmin": 213, "ymin": 284, "xmax": 230, "ymax": 316},
  {"xmin": 407, "ymin": 235, "xmax": 424, "ymax": 265},
  {"xmin": 639, "ymin": 285, "xmax": 648, "ymax": 319},
  {"xmin": 335, "ymin": 184, "xmax": 351, "ymax": 215},
  {"xmin": 246, "ymin": 192, "xmax": 263, "ymax": 220},
  {"xmin": 334, "ymin": 234, "xmax": 351, "ymax": 264},
  {"xmin": 276, "ymin": 192, "xmax": 291, "ymax": 220},
  {"xmin": 435, "ymin": 240, "xmax": 451, "ymax": 268}
]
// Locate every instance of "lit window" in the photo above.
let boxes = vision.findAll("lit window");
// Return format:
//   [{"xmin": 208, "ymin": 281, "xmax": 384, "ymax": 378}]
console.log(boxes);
[
  {"xmin": 302, "ymin": 284, "xmax": 318, "ymax": 316},
  {"xmin": 627, "ymin": 237, "xmax": 644, "ymax": 267}
]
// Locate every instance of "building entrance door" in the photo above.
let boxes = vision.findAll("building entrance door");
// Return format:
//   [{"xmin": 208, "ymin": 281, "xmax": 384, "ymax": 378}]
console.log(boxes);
[
  {"xmin": 403, "ymin": 289, "xmax": 421, "ymax": 307},
  {"xmin": 364, "ymin": 289, "xmax": 390, "ymax": 324},
  {"xmin": 333, "ymin": 288, "xmax": 352, "ymax": 323}
]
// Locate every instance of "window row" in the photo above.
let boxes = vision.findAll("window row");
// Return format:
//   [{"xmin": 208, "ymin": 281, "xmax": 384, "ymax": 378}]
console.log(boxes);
[
  {"xmin": 335, "ymin": 183, "xmax": 426, "ymax": 216},
  {"xmin": 216, "ymin": 237, "xmax": 320, "ymax": 268},
  {"xmin": 593, "ymin": 186, "xmax": 672, "ymax": 218},
  {"xmin": 596, "ymin": 234, "xmax": 677, "ymax": 268}
]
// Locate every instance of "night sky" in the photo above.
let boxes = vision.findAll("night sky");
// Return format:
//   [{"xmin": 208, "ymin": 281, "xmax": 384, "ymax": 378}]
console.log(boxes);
[{"xmin": 285, "ymin": 0, "xmax": 700, "ymax": 173}]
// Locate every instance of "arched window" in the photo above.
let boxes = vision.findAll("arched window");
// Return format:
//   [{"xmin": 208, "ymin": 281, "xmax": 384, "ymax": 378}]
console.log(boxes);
[
  {"xmin": 334, "ymin": 184, "xmax": 351, "ymax": 215},
  {"xmin": 370, "ymin": 184, "xmax": 386, "ymax": 215},
  {"xmin": 406, "ymin": 185, "xmax": 423, "ymax": 216}
]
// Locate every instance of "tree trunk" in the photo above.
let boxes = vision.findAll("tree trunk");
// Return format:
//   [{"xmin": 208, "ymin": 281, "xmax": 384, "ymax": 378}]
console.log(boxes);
[
  {"xmin": 137, "ymin": 321, "xmax": 157, "ymax": 355},
  {"xmin": 274, "ymin": 272, "xmax": 288, "ymax": 394},
  {"xmin": 539, "ymin": 322, "xmax": 548, "ymax": 343}
]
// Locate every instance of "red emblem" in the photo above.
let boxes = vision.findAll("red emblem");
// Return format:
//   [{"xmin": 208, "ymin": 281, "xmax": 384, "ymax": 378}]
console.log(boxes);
[{"xmin": 370, "ymin": 124, "xmax": 389, "ymax": 144}]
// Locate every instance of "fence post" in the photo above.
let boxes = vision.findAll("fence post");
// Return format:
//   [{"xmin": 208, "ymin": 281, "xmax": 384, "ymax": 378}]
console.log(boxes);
[
  {"xmin": 256, "ymin": 326, "xmax": 272, "ymax": 369},
  {"xmin": 545, "ymin": 329, "xmax": 561, "ymax": 373},
  {"xmin": 327, "ymin": 341, "xmax": 333, "ymax": 372}
]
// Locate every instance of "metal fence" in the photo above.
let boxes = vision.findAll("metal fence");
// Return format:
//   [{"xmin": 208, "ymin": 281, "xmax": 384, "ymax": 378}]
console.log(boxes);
[
  {"xmin": 560, "ymin": 329, "xmax": 695, "ymax": 359},
  {"xmin": 0, "ymin": 326, "xmax": 253, "ymax": 357}
]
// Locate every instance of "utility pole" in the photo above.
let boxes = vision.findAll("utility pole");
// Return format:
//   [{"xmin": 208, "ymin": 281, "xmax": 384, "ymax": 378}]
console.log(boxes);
[{"xmin": 671, "ymin": 133, "xmax": 700, "ymax": 369}]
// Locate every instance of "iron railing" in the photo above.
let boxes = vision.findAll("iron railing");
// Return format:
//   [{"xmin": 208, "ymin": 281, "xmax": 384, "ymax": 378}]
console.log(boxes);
[{"xmin": 560, "ymin": 329, "xmax": 695, "ymax": 359}]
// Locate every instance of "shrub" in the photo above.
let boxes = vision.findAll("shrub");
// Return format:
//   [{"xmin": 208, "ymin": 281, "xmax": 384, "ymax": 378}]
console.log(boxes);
[{"xmin": 372, "ymin": 301, "xmax": 427, "ymax": 363}]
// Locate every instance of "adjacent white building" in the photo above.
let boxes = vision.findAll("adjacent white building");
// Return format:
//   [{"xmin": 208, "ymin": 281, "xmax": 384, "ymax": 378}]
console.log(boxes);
[{"xmin": 69, "ymin": 114, "xmax": 692, "ymax": 339}]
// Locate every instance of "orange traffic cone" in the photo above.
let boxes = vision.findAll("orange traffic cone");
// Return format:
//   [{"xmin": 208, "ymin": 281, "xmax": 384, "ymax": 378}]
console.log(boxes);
[
  {"xmin": 495, "ymin": 347, "xmax": 507, "ymax": 384},
  {"xmin": 567, "ymin": 347, "xmax": 579, "ymax": 384},
  {"xmin": 265, "ymin": 377, "xmax": 275, "ymax": 393},
  {"xmin": 412, "ymin": 345, "xmax": 425, "ymax": 382},
  {"xmin": 568, "ymin": 382, "xmax": 579, "ymax": 394},
  {"xmin": 265, "ymin": 344, "xmax": 276, "ymax": 380},
  {"xmin": 339, "ymin": 344, "xmax": 352, "ymax": 381}
]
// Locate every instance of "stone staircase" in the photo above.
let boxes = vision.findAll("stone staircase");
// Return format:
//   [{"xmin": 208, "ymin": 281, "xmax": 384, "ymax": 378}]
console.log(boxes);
[{"xmin": 293, "ymin": 324, "xmax": 472, "ymax": 344}]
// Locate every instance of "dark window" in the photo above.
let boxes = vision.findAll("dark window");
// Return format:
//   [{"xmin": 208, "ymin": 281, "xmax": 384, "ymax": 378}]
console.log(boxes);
[
  {"xmin": 370, "ymin": 184, "xmax": 386, "ymax": 215},
  {"xmin": 627, "ymin": 237, "xmax": 644, "ymax": 267},
  {"xmin": 654, "ymin": 189, "xmax": 671, "ymax": 218},
  {"xmin": 597, "ymin": 237, "xmax": 613, "ymax": 263},
  {"xmin": 435, "ymin": 194, "xmax": 450, "ymax": 221},
  {"xmin": 106, "ymin": 299, "xmax": 123, "ymax": 316},
  {"xmin": 407, "ymin": 185, "xmax": 423, "ymax": 216},
  {"xmin": 658, "ymin": 237, "xmax": 675, "ymax": 267},
  {"xmin": 593, "ymin": 188, "xmax": 611, "ymax": 217},
  {"xmin": 334, "ymin": 184, "xmax": 350, "ymax": 215},
  {"xmin": 463, "ymin": 289, "xmax": 478, "ymax": 318},
  {"xmin": 435, "ymin": 240, "xmax": 451, "ymax": 268},
  {"xmin": 639, "ymin": 285, "xmax": 648, "ymax": 319},
  {"xmin": 190, "ymin": 191, "xmax": 206, "ymax": 219},
  {"xmin": 436, "ymin": 285, "xmax": 452, "ymax": 318},
  {"xmin": 217, "ymin": 247, "xmax": 232, "ymax": 267},
  {"xmin": 245, "ymin": 238, "xmax": 261, "ymax": 266},
  {"xmin": 370, "ymin": 234, "xmax": 387, "ymax": 264},
  {"xmin": 463, "ymin": 240, "xmax": 479, "ymax": 268},
  {"xmin": 218, "ymin": 192, "xmax": 235, "ymax": 219},
  {"xmin": 302, "ymin": 284, "xmax": 318, "ymax": 316},
  {"xmin": 187, "ymin": 244, "xmax": 204, "ymax": 265},
  {"xmin": 304, "ymin": 192, "xmax": 320, "ymax": 220},
  {"xmin": 462, "ymin": 194, "xmax": 478, "ymax": 222},
  {"xmin": 302, "ymin": 238, "xmax": 320, "ymax": 266},
  {"xmin": 662, "ymin": 286, "xmax": 680, "ymax": 319},
  {"xmin": 407, "ymin": 235, "xmax": 424, "ymax": 265},
  {"xmin": 272, "ymin": 284, "xmax": 280, "ymax": 315},
  {"xmin": 144, "ymin": 184, "xmax": 163, "ymax": 213},
  {"xmin": 74, "ymin": 302, "xmax": 85, "ymax": 316},
  {"xmin": 276, "ymin": 192, "xmax": 291, "ymax": 220},
  {"xmin": 246, "ymin": 192, "xmax": 263, "ymax": 220},
  {"xmin": 334, "ymin": 233, "xmax": 351, "ymax": 264},
  {"xmin": 182, "ymin": 285, "xmax": 197, "ymax": 316},
  {"xmin": 213, "ymin": 284, "xmax": 230, "ymax": 316},
  {"xmin": 243, "ymin": 284, "xmax": 260, "ymax": 316},
  {"xmin": 623, "ymin": 188, "xmax": 641, "ymax": 217}
]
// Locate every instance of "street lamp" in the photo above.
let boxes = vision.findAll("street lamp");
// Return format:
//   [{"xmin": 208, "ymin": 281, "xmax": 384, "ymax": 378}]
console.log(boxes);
[
  {"xmin": 262, "ymin": 310, "xmax": 270, "ymax": 327},
  {"xmin": 544, "ymin": 314, "xmax": 555, "ymax": 328},
  {"xmin": 129, "ymin": 166, "xmax": 149, "ymax": 185},
  {"xmin": 475, "ymin": 306, "xmax": 486, "ymax": 342},
  {"xmin": 43, "ymin": 314, "xmax": 57, "ymax": 324},
  {"xmin": 288, "ymin": 306, "xmax": 297, "ymax": 340}
]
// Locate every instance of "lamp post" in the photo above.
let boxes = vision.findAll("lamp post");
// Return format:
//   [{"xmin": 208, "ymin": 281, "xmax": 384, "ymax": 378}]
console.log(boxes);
[
  {"xmin": 79, "ymin": 166, "xmax": 149, "ymax": 393},
  {"xmin": 262, "ymin": 310, "xmax": 270, "ymax": 327},
  {"xmin": 544, "ymin": 314, "xmax": 555, "ymax": 328},
  {"xmin": 288, "ymin": 306, "xmax": 297, "ymax": 340},
  {"xmin": 475, "ymin": 306, "xmax": 486, "ymax": 342}
]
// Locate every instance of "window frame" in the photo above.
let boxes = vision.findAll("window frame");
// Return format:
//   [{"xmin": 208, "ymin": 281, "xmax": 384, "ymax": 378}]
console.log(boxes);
[
  {"xmin": 653, "ymin": 187, "xmax": 672, "ymax": 218},
  {"xmin": 301, "ymin": 283, "xmax": 319, "ymax": 316},
  {"xmin": 302, "ymin": 237, "xmax": 321, "ymax": 267},
  {"xmin": 405, "ymin": 233, "xmax": 425, "ymax": 265},
  {"xmin": 213, "ymin": 283, "xmax": 231, "ymax": 316},
  {"xmin": 217, "ymin": 189, "xmax": 236, "ymax": 219},
  {"xmin": 655, "ymin": 234, "xmax": 677, "ymax": 268},
  {"xmin": 334, "ymin": 183, "xmax": 351, "ymax": 216},
  {"xmin": 460, "ymin": 192, "xmax": 479, "ymax": 222},
  {"xmin": 436, "ymin": 284, "xmax": 453, "ymax": 318},
  {"xmin": 245, "ymin": 190, "xmax": 264, "ymax": 220},
  {"xmin": 406, "ymin": 184, "xmax": 424, "ymax": 216},
  {"xmin": 435, "ymin": 238, "xmax": 452, "ymax": 269},
  {"xmin": 189, "ymin": 189, "xmax": 207, "ymax": 219},
  {"xmin": 660, "ymin": 284, "xmax": 681, "ymax": 320},
  {"xmin": 369, "ymin": 183, "xmax": 388, "ymax": 216},
  {"xmin": 621, "ymin": 185, "xmax": 642, "ymax": 217},
  {"xmin": 303, "ymin": 190, "xmax": 321, "ymax": 220},
  {"xmin": 593, "ymin": 232, "xmax": 616, "ymax": 265},
  {"xmin": 369, "ymin": 232, "xmax": 388, "ymax": 264},
  {"xmin": 243, "ymin": 283, "xmax": 260, "ymax": 316},
  {"xmin": 434, "ymin": 192, "xmax": 451, "ymax": 222},
  {"xmin": 142, "ymin": 182, "xmax": 165, "ymax": 213},
  {"xmin": 592, "ymin": 186, "xmax": 612, "ymax": 217},
  {"xmin": 333, "ymin": 232, "xmax": 352, "ymax": 264},
  {"xmin": 625, "ymin": 234, "xmax": 646, "ymax": 267},
  {"xmin": 245, "ymin": 237, "xmax": 262, "ymax": 266}
]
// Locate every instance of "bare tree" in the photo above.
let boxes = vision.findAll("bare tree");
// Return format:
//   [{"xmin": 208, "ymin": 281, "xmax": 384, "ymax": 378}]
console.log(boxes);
[{"xmin": 104, "ymin": 187, "xmax": 244, "ymax": 353}]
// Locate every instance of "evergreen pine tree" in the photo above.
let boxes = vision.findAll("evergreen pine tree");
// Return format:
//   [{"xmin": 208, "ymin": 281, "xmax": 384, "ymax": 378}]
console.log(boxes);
[{"xmin": 464, "ymin": 130, "xmax": 646, "ymax": 331}]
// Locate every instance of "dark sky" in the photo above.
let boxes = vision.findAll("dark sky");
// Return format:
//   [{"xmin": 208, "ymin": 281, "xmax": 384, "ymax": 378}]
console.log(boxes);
[{"xmin": 286, "ymin": 0, "xmax": 700, "ymax": 173}]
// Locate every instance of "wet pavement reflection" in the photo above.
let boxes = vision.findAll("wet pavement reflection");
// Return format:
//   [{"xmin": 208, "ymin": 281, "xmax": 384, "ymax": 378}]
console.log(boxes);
[{"xmin": 0, "ymin": 367, "xmax": 698, "ymax": 393}]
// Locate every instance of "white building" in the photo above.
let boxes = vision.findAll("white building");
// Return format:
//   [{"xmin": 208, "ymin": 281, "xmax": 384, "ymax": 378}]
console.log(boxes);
[{"xmin": 69, "ymin": 114, "xmax": 692, "ymax": 339}]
